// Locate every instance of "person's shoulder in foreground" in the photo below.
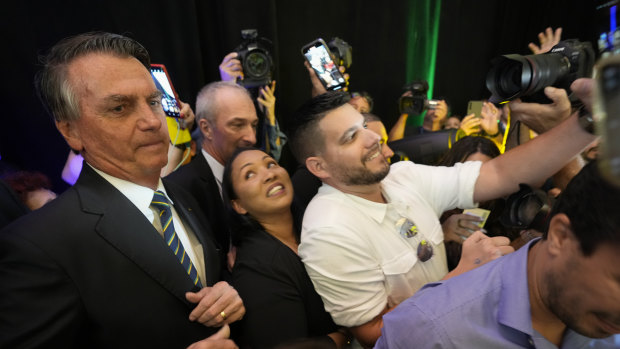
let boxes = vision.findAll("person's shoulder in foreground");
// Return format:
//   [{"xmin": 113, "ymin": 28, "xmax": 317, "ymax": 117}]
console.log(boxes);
[{"xmin": 376, "ymin": 161, "xmax": 620, "ymax": 349}]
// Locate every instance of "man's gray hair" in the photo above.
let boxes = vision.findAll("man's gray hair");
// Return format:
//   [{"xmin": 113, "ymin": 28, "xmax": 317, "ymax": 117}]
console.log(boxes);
[
  {"xmin": 195, "ymin": 81, "xmax": 252, "ymax": 124},
  {"xmin": 36, "ymin": 32, "xmax": 151, "ymax": 122}
]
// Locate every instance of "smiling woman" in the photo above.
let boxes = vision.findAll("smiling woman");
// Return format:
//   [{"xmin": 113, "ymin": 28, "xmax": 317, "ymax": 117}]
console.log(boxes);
[{"xmin": 221, "ymin": 147, "xmax": 350, "ymax": 348}]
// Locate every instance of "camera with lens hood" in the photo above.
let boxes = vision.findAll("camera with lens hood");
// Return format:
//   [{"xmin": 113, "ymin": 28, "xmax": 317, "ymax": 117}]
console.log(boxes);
[
  {"xmin": 486, "ymin": 39, "xmax": 595, "ymax": 104},
  {"xmin": 234, "ymin": 29, "xmax": 274, "ymax": 89}
]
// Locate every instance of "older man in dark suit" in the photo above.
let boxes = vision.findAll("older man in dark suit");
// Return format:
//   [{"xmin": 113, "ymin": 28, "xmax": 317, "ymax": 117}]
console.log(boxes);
[{"xmin": 0, "ymin": 32, "xmax": 242, "ymax": 349}]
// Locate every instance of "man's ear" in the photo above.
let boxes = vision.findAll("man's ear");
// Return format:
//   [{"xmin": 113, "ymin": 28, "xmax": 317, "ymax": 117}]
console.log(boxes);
[
  {"xmin": 306, "ymin": 155, "xmax": 330, "ymax": 180},
  {"xmin": 56, "ymin": 120, "xmax": 83, "ymax": 152},
  {"xmin": 546, "ymin": 213, "xmax": 574, "ymax": 257},
  {"xmin": 231, "ymin": 200, "xmax": 248, "ymax": 215},
  {"xmin": 199, "ymin": 119, "xmax": 214, "ymax": 141}
]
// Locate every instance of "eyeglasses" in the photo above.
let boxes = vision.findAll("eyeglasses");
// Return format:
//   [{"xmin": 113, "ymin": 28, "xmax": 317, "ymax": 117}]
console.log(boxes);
[{"xmin": 396, "ymin": 218, "xmax": 433, "ymax": 262}]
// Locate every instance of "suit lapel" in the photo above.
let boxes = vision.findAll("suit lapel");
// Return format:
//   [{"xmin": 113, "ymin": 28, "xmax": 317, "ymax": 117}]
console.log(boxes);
[
  {"xmin": 75, "ymin": 166, "xmax": 200, "ymax": 306},
  {"xmin": 195, "ymin": 153, "xmax": 221, "ymax": 198}
]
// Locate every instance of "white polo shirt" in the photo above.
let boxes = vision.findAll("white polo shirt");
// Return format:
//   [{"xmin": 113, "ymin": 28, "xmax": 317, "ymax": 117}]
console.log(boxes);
[{"xmin": 299, "ymin": 160, "xmax": 481, "ymax": 327}]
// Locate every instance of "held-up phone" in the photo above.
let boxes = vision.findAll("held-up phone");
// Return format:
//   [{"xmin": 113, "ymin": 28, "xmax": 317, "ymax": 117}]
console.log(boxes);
[
  {"xmin": 302, "ymin": 38, "xmax": 347, "ymax": 91},
  {"xmin": 149, "ymin": 64, "xmax": 191, "ymax": 145},
  {"xmin": 595, "ymin": 55, "xmax": 620, "ymax": 186},
  {"xmin": 150, "ymin": 64, "xmax": 181, "ymax": 118},
  {"xmin": 467, "ymin": 100, "xmax": 484, "ymax": 118}
]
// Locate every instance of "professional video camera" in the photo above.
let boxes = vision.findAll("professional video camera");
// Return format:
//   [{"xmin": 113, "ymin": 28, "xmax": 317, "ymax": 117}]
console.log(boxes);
[
  {"xmin": 234, "ymin": 29, "xmax": 274, "ymax": 89},
  {"xmin": 486, "ymin": 39, "xmax": 595, "ymax": 104},
  {"xmin": 398, "ymin": 80, "xmax": 439, "ymax": 115},
  {"xmin": 327, "ymin": 37, "xmax": 353, "ymax": 69}
]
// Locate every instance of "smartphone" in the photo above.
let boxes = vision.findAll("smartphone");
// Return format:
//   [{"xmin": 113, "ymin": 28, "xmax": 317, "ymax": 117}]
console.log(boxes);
[
  {"xmin": 467, "ymin": 100, "xmax": 484, "ymax": 118},
  {"xmin": 150, "ymin": 64, "xmax": 191, "ymax": 145},
  {"xmin": 595, "ymin": 55, "xmax": 620, "ymax": 186},
  {"xmin": 302, "ymin": 38, "xmax": 347, "ymax": 91},
  {"xmin": 150, "ymin": 64, "xmax": 182, "ymax": 118}
]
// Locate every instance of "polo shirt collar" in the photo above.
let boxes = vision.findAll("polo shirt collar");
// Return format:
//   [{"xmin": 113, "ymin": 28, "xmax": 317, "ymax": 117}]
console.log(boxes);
[{"xmin": 320, "ymin": 183, "xmax": 388, "ymax": 224}]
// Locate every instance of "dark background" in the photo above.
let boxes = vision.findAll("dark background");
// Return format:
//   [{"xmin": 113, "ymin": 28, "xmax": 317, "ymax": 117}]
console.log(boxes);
[{"xmin": 0, "ymin": 0, "xmax": 599, "ymax": 193}]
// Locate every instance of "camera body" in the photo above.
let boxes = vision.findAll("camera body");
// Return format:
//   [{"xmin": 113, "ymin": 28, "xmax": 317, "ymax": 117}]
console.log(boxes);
[
  {"xmin": 327, "ymin": 37, "xmax": 353, "ymax": 69},
  {"xmin": 398, "ymin": 80, "xmax": 439, "ymax": 115},
  {"xmin": 234, "ymin": 29, "xmax": 274, "ymax": 89},
  {"xmin": 486, "ymin": 39, "xmax": 595, "ymax": 104}
]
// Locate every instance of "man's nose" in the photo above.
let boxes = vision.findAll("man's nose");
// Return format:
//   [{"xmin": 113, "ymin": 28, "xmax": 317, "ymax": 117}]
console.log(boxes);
[
  {"xmin": 137, "ymin": 103, "xmax": 164, "ymax": 131},
  {"xmin": 363, "ymin": 128, "xmax": 381, "ymax": 147},
  {"xmin": 242, "ymin": 125, "xmax": 257, "ymax": 145}
]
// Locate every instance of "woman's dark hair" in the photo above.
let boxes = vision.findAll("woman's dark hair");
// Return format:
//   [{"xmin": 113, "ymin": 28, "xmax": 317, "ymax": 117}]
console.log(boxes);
[
  {"xmin": 436, "ymin": 136, "xmax": 500, "ymax": 166},
  {"xmin": 222, "ymin": 147, "xmax": 300, "ymax": 246}
]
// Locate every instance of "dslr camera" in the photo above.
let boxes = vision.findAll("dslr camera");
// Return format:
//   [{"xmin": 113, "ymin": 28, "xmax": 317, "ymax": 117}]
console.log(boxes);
[
  {"xmin": 398, "ymin": 80, "xmax": 439, "ymax": 115},
  {"xmin": 327, "ymin": 37, "xmax": 353, "ymax": 69},
  {"xmin": 486, "ymin": 39, "xmax": 595, "ymax": 104},
  {"xmin": 234, "ymin": 29, "xmax": 274, "ymax": 89}
]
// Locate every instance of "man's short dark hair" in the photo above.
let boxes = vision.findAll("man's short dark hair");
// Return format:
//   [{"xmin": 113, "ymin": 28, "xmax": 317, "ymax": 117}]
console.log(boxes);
[
  {"xmin": 546, "ymin": 161, "xmax": 620, "ymax": 256},
  {"xmin": 36, "ymin": 32, "xmax": 151, "ymax": 122},
  {"xmin": 287, "ymin": 91, "xmax": 350, "ymax": 164}
]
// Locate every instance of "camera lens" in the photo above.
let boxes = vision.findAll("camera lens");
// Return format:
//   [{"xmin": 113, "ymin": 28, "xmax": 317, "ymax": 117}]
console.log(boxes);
[
  {"xmin": 486, "ymin": 53, "xmax": 569, "ymax": 103},
  {"xmin": 244, "ymin": 50, "xmax": 269, "ymax": 78}
]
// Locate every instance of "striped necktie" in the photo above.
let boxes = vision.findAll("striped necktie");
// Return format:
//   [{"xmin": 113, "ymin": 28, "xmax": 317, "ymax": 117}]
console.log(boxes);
[{"xmin": 150, "ymin": 190, "xmax": 203, "ymax": 288}]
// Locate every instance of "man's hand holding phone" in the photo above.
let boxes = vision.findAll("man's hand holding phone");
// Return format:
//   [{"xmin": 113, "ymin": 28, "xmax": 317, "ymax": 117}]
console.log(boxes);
[
  {"xmin": 302, "ymin": 38, "xmax": 348, "ymax": 95},
  {"xmin": 459, "ymin": 114, "xmax": 482, "ymax": 136}
]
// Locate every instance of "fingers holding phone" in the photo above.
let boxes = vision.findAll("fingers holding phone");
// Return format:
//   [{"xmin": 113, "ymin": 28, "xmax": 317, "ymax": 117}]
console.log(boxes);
[
  {"xmin": 302, "ymin": 38, "xmax": 347, "ymax": 93},
  {"xmin": 459, "ymin": 114, "xmax": 482, "ymax": 135}
]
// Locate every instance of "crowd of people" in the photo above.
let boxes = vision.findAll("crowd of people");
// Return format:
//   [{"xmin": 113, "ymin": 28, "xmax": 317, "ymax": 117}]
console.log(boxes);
[{"xmin": 0, "ymin": 28, "xmax": 617, "ymax": 349}]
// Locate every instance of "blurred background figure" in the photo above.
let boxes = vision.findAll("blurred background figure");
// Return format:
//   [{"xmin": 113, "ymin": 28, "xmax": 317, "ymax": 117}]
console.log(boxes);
[
  {"xmin": 443, "ymin": 115, "xmax": 461, "ymax": 130},
  {"xmin": 4, "ymin": 171, "xmax": 57, "ymax": 211},
  {"xmin": 348, "ymin": 91, "xmax": 373, "ymax": 113}
]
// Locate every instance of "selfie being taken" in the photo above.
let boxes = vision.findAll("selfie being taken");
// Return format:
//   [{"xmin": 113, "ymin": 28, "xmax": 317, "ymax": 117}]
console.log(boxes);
[{"xmin": 1, "ymin": 1, "xmax": 619, "ymax": 348}]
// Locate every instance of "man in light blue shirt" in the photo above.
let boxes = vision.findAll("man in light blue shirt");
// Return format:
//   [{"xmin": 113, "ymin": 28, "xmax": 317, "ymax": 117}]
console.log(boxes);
[{"xmin": 376, "ymin": 162, "xmax": 620, "ymax": 349}]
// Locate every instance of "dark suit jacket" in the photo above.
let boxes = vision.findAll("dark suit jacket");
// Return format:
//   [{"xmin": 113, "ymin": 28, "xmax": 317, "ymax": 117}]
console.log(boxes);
[
  {"xmin": 166, "ymin": 153, "xmax": 229, "ymax": 253},
  {"xmin": 0, "ymin": 165, "xmax": 222, "ymax": 349}
]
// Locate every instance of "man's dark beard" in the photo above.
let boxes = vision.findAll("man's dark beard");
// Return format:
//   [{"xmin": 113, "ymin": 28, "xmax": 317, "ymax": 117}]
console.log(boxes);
[{"xmin": 340, "ymin": 156, "xmax": 390, "ymax": 186}]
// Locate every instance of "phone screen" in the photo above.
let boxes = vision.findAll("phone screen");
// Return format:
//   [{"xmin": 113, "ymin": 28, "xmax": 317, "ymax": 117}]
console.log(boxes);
[
  {"xmin": 303, "ymin": 40, "xmax": 346, "ymax": 91},
  {"xmin": 467, "ymin": 100, "xmax": 484, "ymax": 118},
  {"xmin": 150, "ymin": 64, "xmax": 181, "ymax": 118}
]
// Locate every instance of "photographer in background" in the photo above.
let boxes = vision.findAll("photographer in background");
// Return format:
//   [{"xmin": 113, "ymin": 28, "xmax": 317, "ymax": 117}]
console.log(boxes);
[
  {"xmin": 219, "ymin": 43, "xmax": 286, "ymax": 161},
  {"xmin": 388, "ymin": 86, "xmax": 449, "ymax": 141}
]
